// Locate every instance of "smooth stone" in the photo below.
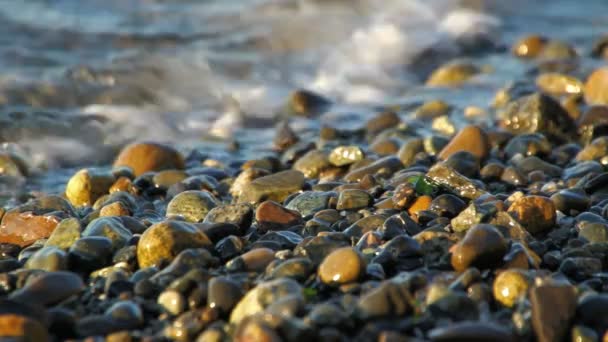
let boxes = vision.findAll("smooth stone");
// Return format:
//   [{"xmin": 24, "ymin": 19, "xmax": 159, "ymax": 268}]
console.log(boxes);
[
  {"xmin": 559, "ymin": 257, "xmax": 602, "ymax": 280},
  {"xmin": 576, "ymin": 294, "xmax": 608, "ymax": 332},
  {"xmin": 230, "ymin": 168, "xmax": 270, "ymax": 198},
  {"xmin": 318, "ymin": 247, "xmax": 366, "ymax": 286},
  {"xmin": 512, "ymin": 35, "xmax": 547, "ymax": 58},
  {"xmin": 437, "ymin": 125, "xmax": 490, "ymax": 161},
  {"xmin": 578, "ymin": 106, "xmax": 608, "ymax": 145},
  {"xmin": 65, "ymin": 168, "xmax": 115, "ymax": 207},
  {"xmin": 226, "ymin": 248, "xmax": 275, "ymax": 273},
  {"xmin": 564, "ymin": 161, "xmax": 603, "ymax": 180},
  {"xmin": 82, "ymin": 217, "xmax": 132, "ymax": 251},
  {"xmin": 229, "ymin": 278, "xmax": 302, "ymax": 324},
  {"xmin": 576, "ymin": 137, "xmax": 608, "ymax": 162},
  {"xmin": 343, "ymin": 214, "xmax": 387, "ymax": 239},
  {"xmin": 208, "ymin": 277, "xmax": 243, "ymax": 314},
  {"xmin": 203, "ymin": 203, "xmax": 253, "ymax": 232},
  {"xmin": 328, "ymin": 146, "xmax": 364, "ymax": 167},
  {"xmin": 429, "ymin": 321, "xmax": 515, "ymax": 342},
  {"xmin": 45, "ymin": 218, "xmax": 82, "ymax": 250},
  {"xmin": 507, "ymin": 196, "xmax": 556, "ymax": 234},
  {"xmin": 9, "ymin": 271, "xmax": 84, "ymax": 306},
  {"xmin": 536, "ymin": 72, "xmax": 582, "ymax": 95},
  {"xmin": 273, "ymin": 120, "xmax": 299, "ymax": 151},
  {"xmin": 113, "ymin": 142, "xmax": 184, "ymax": 177},
  {"xmin": 571, "ymin": 325, "xmax": 598, "ymax": 342},
  {"xmin": 239, "ymin": 170, "xmax": 305, "ymax": 204},
  {"xmin": 493, "ymin": 269, "xmax": 529, "ymax": 308},
  {"xmin": 425, "ymin": 60, "xmax": 480, "ymax": 87},
  {"xmin": 336, "ymin": 189, "xmax": 372, "ymax": 211},
  {"xmin": 24, "ymin": 246, "xmax": 67, "ymax": 272},
  {"xmin": 293, "ymin": 150, "xmax": 330, "ymax": 178},
  {"xmin": 0, "ymin": 314, "xmax": 48, "ymax": 342},
  {"xmin": 451, "ymin": 224, "xmax": 508, "ymax": 272},
  {"xmin": 584, "ymin": 67, "xmax": 608, "ymax": 105},
  {"xmin": 105, "ymin": 300, "xmax": 143, "ymax": 328},
  {"xmin": 256, "ymin": 231, "xmax": 302, "ymax": 250},
  {"xmin": 149, "ymin": 249, "xmax": 216, "ymax": 284},
  {"xmin": 578, "ymin": 222, "xmax": 608, "ymax": 243},
  {"xmin": 158, "ymin": 290, "xmax": 186, "ymax": 316},
  {"xmin": 551, "ymin": 189, "xmax": 590, "ymax": 214},
  {"xmin": 530, "ymin": 284, "xmax": 577, "ymax": 342},
  {"xmin": 202, "ymin": 223, "xmax": 243, "ymax": 244},
  {"xmin": 504, "ymin": 133, "xmax": 552, "ymax": 159},
  {"xmin": 99, "ymin": 202, "xmax": 130, "ymax": 217},
  {"xmin": 256, "ymin": 201, "xmax": 302, "ymax": 231},
  {"xmin": 216, "ymin": 235, "xmax": 245, "ymax": 261},
  {"xmin": 450, "ymin": 201, "xmax": 498, "ymax": 232},
  {"xmin": 153, "ymin": 169, "xmax": 188, "ymax": 189},
  {"xmin": 514, "ymin": 156, "xmax": 563, "ymax": 178},
  {"xmin": 443, "ymin": 151, "xmax": 480, "ymax": 178},
  {"xmin": 299, "ymin": 234, "xmax": 351, "ymax": 265},
  {"xmin": 286, "ymin": 191, "xmax": 335, "ymax": 217},
  {"xmin": 366, "ymin": 110, "xmax": 401, "ymax": 136},
  {"xmin": 166, "ymin": 190, "xmax": 218, "ymax": 223},
  {"xmin": 430, "ymin": 194, "xmax": 466, "ymax": 219},
  {"xmin": 498, "ymin": 93, "xmax": 576, "ymax": 142},
  {"xmin": 268, "ymin": 257, "xmax": 313, "ymax": 281},
  {"xmin": 408, "ymin": 195, "xmax": 432, "ymax": 218},
  {"xmin": 427, "ymin": 163, "xmax": 487, "ymax": 200},
  {"xmin": 356, "ymin": 281, "xmax": 412, "ymax": 319},
  {"xmin": 0, "ymin": 196, "xmax": 75, "ymax": 247},
  {"xmin": 397, "ymin": 138, "xmax": 425, "ymax": 167},
  {"xmin": 344, "ymin": 156, "xmax": 403, "ymax": 182},
  {"xmin": 68, "ymin": 236, "xmax": 114, "ymax": 273},
  {"xmin": 137, "ymin": 220, "xmax": 213, "ymax": 268},
  {"xmin": 285, "ymin": 89, "xmax": 331, "ymax": 117}
]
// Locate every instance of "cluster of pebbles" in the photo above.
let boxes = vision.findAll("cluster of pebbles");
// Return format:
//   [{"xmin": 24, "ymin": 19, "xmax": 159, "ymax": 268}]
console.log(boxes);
[{"xmin": 1, "ymin": 33, "xmax": 608, "ymax": 342}]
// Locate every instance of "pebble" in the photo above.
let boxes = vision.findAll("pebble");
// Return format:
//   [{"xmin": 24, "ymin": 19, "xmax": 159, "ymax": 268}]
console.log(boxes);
[
  {"xmin": 318, "ymin": 247, "xmax": 366, "ymax": 286},
  {"xmin": 576, "ymin": 294, "xmax": 608, "ymax": 332},
  {"xmin": 427, "ymin": 163, "xmax": 487, "ymax": 200},
  {"xmin": 208, "ymin": 277, "xmax": 243, "ymax": 314},
  {"xmin": 44, "ymin": 217, "xmax": 82, "ymax": 250},
  {"xmin": 239, "ymin": 170, "xmax": 305, "ymax": 204},
  {"xmin": 293, "ymin": 150, "xmax": 330, "ymax": 178},
  {"xmin": 536, "ymin": 72, "xmax": 582, "ymax": 96},
  {"xmin": 437, "ymin": 125, "xmax": 490, "ymax": 161},
  {"xmin": 113, "ymin": 142, "xmax": 185, "ymax": 177},
  {"xmin": 203, "ymin": 203, "xmax": 253, "ymax": 232},
  {"xmin": 24, "ymin": 246, "xmax": 67, "ymax": 272},
  {"xmin": 428, "ymin": 321, "xmax": 515, "ymax": 342},
  {"xmin": 166, "ymin": 190, "xmax": 219, "ymax": 222},
  {"xmin": 158, "ymin": 290, "xmax": 186, "ymax": 316},
  {"xmin": 584, "ymin": 67, "xmax": 608, "ymax": 105},
  {"xmin": 229, "ymin": 278, "xmax": 302, "ymax": 324},
  {"xmin": 356, "ymin": 281, "xmax": 411, "ymax": 319},
  {"xmin": 285, "ymin": 191, "xmax": 334, "ymax": 217},
  {"xmin": 81, "ymin": 217, "xmax": 132, "ymax": 251},
  {"xmin": 492, "ymin": 269, "xmax": 529, "ymax": 308},
  {"xmin": 65, "ymin": 168, "xmax": 115, "ymax": 207},
  {"xmin": 512, "ymin": 34, "xmax": 547, "ymax": 58},
  {"xmin": 336, "ymin": 189, "xmax": 372, "ymax": 211},
  {"xmin": 344, "ymin": 156, "xmax": 403, "ymax": 182},
  {"xmin": 328, "ymin": 146, "xmax": 364, "ymax": 166},
  {"xmin": 530, "ymin": 284, "xmax": 577, "ymax": 342},
  {"xmin": 255, "ymin": 200, "xmax": 302, "ymax": 231},
  {"xmin": 137, "ymin": 220, "xmax": 213, "ymax": 268},
  {"xmin": 451, "ymin": 224, "xmax": 508, "ymax": 272},
  {"xmin": 0, "ymin": 314, "xmax": 48, "ymax": 342},
  {"xmin": 9, "ymin": 271, "xmax": 84, "ymax": 306},
  {"xmin": 507, "ymin": 195, "xmax": 556, "ymax": 234},
  {"xmin": 425, "ymin": 60, "xmax": 480, "ymax": 87}
]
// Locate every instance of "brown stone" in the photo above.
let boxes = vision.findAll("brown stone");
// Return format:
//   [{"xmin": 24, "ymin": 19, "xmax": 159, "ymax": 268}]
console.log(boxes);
[
  {"xmin": 437, "ymin": 125, "xmax": 490, "ymax": 161},
  {"xmin": 137, "ymin": 220, "xmax": 213, "ymax": 268},
  {"xmin": 408, "ymin": 195, "xmax": 432, "ymax": 218},
  {"xmin": 110, "ymin": 176, "xmax": 135, "ymax": 194},
  {"xmin": 113, "ymin": 142, "xmax": 184, "ymax": 177},
  {"xmin": 584, "ymin": 68, "xmax": 608, "ymax": 105},
  {"xmin": 65, "ymin": 169, "xmax": 115, "ymax": 207},
  {"xmin": 0, "ymin": 211, "xmax": 62, "ymax": 247},
  {"xmin": 318, "ymin": 247, "xmax": 366, "ymax": 286},
  {"xmin": 425, "ymin": 61, "xmax": 480, "ymax": 87},
  {"xmin": 255, "ymin": 201, "xmax": 302, "ymax": 231},
  {"xmin": 512, "ymin": 35, "xmax": 547, "ymax": 58},
  {"xmin": 507, "ymin": 196, "xmax": 556, "ymax": 234},
  {"xmin": 0, "ymin": 314, "xmax": 48, "ymax": 342},
  {"xmin": 240, "ymin": 248, "xmax": 275, "ymax": 272},
  {"xmin": 100, "ymin": 202, "xmax": 131, "ymax": 217},
  {"xmin": 451, "ymin": 224, "xmax": 509, "ymax": 272}
]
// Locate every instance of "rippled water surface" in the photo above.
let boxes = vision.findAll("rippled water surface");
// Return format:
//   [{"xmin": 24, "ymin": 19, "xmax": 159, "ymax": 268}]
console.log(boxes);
[{"xmin": 0, "ymin": 0, "xmax": 607, "ymax": 197}]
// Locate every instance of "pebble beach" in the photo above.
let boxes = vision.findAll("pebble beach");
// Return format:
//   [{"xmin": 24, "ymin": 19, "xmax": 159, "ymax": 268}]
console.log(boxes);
[{"xmin": 1, "ymin": 0, "xmax": 608, "ymax": 341}]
